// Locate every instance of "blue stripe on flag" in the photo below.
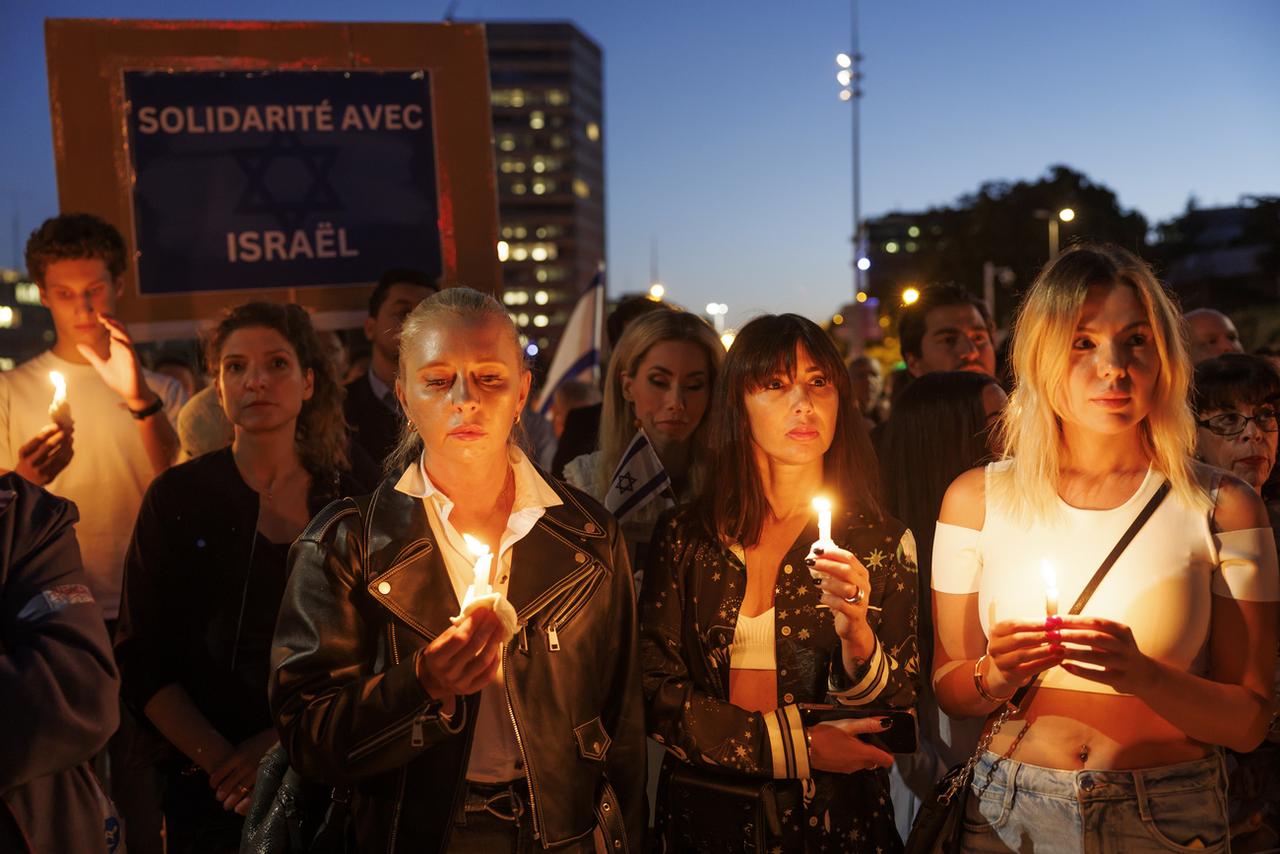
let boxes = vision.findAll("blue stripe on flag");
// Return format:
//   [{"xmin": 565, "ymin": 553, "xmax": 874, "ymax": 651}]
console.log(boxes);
[
  {"xmin": 536, "ymin": 348, "xmax": 598, "ymax": 416},
  {"xmin": 612, "ymin": 470, "xmax": 672, "ymax": 522}
]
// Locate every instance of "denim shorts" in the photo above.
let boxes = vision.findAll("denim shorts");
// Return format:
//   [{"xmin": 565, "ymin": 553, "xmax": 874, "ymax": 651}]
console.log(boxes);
[{"xmin": 961, "ymin": 749, "xmax": 1230, "ymax": 853}]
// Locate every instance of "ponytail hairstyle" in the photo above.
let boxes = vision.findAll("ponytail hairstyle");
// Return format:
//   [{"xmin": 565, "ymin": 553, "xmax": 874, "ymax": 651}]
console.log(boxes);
[{"xmin": 384, "ymin": 286, "xmax": 527, "ymax": 477}]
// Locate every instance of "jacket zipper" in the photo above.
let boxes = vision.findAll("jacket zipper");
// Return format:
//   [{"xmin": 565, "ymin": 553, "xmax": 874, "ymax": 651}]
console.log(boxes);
[
  {"xmin": 543, "ymin": 569, "xmax": 603, "ymax": 651},
  {"xmin": 503, "ymin": 641, "xmax": 541, "ymax": 839}
]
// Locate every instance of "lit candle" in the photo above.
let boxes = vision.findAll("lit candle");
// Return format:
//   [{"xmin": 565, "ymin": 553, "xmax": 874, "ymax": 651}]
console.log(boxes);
[
  {"xmin": 813, "ymin": 496, "xmax": 833, "ymax": 545},
  {"xmin": 1041, "ymin": 559, "xmax": 1059, "ymax": 618},
  {"xmin": 462, "ymin": 534, "xmax": 493, "ymax": 597},
  {"xmin": 48, "ymin": 371, "xmax": 72, "ymax": 428}
]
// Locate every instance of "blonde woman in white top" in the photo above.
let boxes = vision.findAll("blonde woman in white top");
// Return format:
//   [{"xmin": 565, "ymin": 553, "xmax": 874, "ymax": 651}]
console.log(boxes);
[{"xmin": 931, "ymin": 244, "xmax": 1278, "ymax": 853}]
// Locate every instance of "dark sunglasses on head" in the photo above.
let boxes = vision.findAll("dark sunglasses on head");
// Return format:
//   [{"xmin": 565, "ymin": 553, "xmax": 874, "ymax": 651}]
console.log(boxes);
[{"xmin": 1196, "ymin": 407, "xmax": 1280, "ymax": 437}]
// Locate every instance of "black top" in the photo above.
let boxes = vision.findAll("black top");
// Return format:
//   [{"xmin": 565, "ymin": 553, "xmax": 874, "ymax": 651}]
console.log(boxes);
[{"xmin": 115, "ymin": 448, "xmax": 364, "ymax": 747}]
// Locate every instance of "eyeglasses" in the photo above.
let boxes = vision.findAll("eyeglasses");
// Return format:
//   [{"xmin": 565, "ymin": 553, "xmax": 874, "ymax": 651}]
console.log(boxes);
[{"xmin": 1196, "ymin": 408, "xmax": 1280, "ymax": 437}]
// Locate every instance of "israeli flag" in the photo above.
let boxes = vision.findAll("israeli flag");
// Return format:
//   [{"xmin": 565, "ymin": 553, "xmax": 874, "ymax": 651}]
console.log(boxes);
[
  {"xmin": 605, "ymin": 428, "xmax": 675, "ymax": 523},
  {"xmin": 534, "ymin": 271, "xmax": 604, "ymax": 416}
]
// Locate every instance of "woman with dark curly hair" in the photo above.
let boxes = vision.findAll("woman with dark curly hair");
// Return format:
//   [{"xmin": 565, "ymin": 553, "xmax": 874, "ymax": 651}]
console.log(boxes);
[
  {"xmin": 640, "ymin": 313, "xmax": 918, "ymax": 852},
  {"xmin": 114, "ymin": 302, "xmax": 365, "ymax": 852}
]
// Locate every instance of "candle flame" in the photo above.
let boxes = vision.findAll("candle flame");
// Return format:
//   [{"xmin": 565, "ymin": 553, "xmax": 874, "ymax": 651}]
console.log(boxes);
[
  {"xmin": 812, "ymin": 496, "xmax": 831, "ymax": 513},
  {"xmin": 1041, "ymin": 560, "xmax": 1057, "ymax": 593},
  {"xmin": 49, "ymin": 371, "xmax": 67, "ymax": 403},
  {"xmin": 462, "ymin": 533, "xmax": 491, "ymax": 558}
]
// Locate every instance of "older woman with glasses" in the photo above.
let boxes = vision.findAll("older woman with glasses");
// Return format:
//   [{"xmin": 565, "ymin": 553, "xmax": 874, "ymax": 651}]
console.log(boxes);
[{"xmin": 1193, "ymin": 352, "xmax": 1280, "ymax": 851}]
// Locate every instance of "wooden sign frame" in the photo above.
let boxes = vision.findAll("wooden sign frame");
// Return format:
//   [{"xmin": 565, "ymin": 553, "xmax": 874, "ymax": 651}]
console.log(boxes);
[{"xmin": 45, "ymin": 19, "xmax": 502, "ymax": 340}]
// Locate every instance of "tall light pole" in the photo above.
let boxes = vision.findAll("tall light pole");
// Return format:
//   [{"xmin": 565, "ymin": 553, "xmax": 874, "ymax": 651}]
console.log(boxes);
[
  {"xmin": 1035, "ymin": 207, "xmax": 1076, "ymax": 260},
  {"xmin": 836, "ymin": 0, "xmax": 865, "ymax": 300}
]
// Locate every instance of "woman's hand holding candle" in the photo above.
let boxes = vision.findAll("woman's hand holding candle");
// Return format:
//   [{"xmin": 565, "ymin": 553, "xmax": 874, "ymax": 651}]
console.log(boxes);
[
  {"xmin": 455, "ymin": 534, "xmax": 519, "ymax": 643},
  {"xmin": 809, "ymin": 545, "xmax": 877, "ymax": 664},
  {"xmin": 48, "ymin": 371, "xmax": 73, "ymax": 429},
  {"xmin": 807, "ymin": 496, "xmax": 838, "ymax": 580},
  {"xmin": 982, "ymin": 620, "xmax": 1069, "ymax": 697}
]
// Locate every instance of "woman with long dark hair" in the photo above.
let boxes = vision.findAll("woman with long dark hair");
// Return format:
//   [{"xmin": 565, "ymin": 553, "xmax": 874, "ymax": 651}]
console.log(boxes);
[
  {"xmin": 932, "ymin": 245, "xmax": 1278, "ymax": 851},
  {"xmin": 640, "ymin": 313, "xmax": 918, "ymax": 852},
  {"xmin": 877, "ymin": 370, "xmax": 1005, "ymax": 835},
  {"xmin": 115, "ymin": 302, "xmax": 359, "ymax": 852}
]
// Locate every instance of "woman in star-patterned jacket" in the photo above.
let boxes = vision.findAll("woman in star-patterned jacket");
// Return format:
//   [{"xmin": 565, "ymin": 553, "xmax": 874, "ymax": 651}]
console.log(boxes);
[{"xmin": 640, "ymin": 313, "xmax": 919, "ymax": 853}]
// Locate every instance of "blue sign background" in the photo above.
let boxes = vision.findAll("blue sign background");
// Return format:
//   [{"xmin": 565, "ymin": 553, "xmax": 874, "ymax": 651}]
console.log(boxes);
[{"xmin": 124, "ymin": 70, "xmax": 442, "ymax": 295}]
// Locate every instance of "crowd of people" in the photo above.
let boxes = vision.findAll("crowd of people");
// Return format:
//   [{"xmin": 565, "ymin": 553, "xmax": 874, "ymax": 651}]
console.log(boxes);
[{"xmin": 1, "ymin": 212, "xmax": 1278, "ymax": 854}]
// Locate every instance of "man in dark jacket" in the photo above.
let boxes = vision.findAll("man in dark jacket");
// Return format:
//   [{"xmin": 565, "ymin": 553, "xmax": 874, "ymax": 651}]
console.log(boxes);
[
  {"xmin": 0, "ymin": 473, "xmax": 121, "ymax": 853},
  {"xmin": 345, "ymin": 269, "xmax": 438, "ymax": 466}
]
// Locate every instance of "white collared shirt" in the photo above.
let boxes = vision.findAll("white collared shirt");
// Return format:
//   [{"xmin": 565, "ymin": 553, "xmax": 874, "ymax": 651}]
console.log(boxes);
[{"xmin": 394, "ymin": 445, "xmax": 562, "ymax": 782}]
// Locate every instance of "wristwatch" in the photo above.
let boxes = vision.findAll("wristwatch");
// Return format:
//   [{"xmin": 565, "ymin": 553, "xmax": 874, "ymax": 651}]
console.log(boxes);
[{"xmin": 129, "ymin": 396, "xmax": 165, "ymax": 420}]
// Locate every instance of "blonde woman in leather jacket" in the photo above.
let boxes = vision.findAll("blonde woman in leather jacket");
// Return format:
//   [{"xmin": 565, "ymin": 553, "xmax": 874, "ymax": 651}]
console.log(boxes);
[{"xmin": 269, "ymin": 287, "xmax": 647, "ymax": 853}]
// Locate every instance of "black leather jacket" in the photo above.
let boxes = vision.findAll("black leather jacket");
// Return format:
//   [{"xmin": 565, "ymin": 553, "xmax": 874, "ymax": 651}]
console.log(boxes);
[{"xmin": 268, "ymin": 470, "xmax": 647, "ymax": 853}]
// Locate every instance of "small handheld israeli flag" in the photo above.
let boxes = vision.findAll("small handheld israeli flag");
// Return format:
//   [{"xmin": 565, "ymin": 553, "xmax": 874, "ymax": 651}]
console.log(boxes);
[{"xmin": 605, "ymin": 428, "xmax": 675, "ymax": 523}]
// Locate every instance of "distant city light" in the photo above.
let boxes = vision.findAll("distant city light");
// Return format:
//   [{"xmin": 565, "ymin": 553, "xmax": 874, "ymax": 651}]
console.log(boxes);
[
  {"xmin": 902, "ymin": 287, "xmax": 921, "ymax": 306},
  {"xmin": 1059, "ymin": 207, "xmax": 1076, "ymax": 222},
  {"xmin": 497, "ymin": 240, "xmax": 510, "ymax": 262},
  {"xmin": 525, "ymin": 342, "xmax": 539, "ymax": 356},
  {"xmin": 837, "ymin": 70, "xmax": 853, "ymax": 87},
  {"xmin": 832, "ymin": 314, "xmax": 844, "ymax": 325},
  {"xmin": 856, "ymin": 292, "xmax": 868, "ymax": 303},
  {"xmin": 885, "ymin": 241, "xmax": 900, "ymax": 254},
  {"xmin": 534, "ymin": 290, "xmax": 549, "ymax": 305},
  {"xmin": 856, "ymin": 257, "xmax": 871, "ymax": 271},
  {"xmin": 836, "ymin": 53, "xmax": 852, "ymax": 68},
  {"xmin": 648, "ymin": 283, "xmax": 665, "ymax": 300},
  {"xmin": 907, "ymin": 225, "xmax": 921, "ymax": 238}
]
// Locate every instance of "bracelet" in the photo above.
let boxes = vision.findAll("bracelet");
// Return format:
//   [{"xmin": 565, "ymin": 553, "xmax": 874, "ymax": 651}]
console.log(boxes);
[
  {"xmin": 128, "ymin": 396, "xmax": 165, "ymax": 420},
  {"xmin": 803, "ymin": 726, "xmax": 813, "ymax": 753},
  {"xmin": 973, "ymin": 654, "xmax": 1014, "ymax": 705}
]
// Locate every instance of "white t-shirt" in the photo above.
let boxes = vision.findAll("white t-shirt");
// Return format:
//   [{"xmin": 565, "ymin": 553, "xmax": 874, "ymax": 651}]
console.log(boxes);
[{"xmin": 0, "ymin": 350, "xmax": 185, "ymax": 619}]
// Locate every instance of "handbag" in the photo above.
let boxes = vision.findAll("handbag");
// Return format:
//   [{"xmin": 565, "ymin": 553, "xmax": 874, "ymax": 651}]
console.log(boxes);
[
  {"xmin": 904, "ymin": 481, "xmax": 1170, "ymax": 854},
  {"xmin": 239, "ymin": 743, "xmax": 350, "ymax": 854},
  {"xmin": 662, "ymin": 762, "xmax": 803, "ymax": 853}
]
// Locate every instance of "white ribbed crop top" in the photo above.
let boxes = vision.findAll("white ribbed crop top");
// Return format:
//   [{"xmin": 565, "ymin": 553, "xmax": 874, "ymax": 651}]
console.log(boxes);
[
  {"xmin": 730, "ymin": 608, "xmax": 776, "ymax": 670},
  {"xmin": 932, "ymin": 461, "xmax": 1280, "ymax": 695}
]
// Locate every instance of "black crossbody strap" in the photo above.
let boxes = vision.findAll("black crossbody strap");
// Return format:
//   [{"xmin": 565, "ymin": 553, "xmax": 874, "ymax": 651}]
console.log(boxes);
[{"xmin": 1007, "ymin": 479, "xmax": 1171, "ymax": 709}]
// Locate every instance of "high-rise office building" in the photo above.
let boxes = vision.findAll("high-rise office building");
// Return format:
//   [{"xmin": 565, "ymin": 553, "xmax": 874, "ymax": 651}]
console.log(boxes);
[{"xmin": 485, "ymin": 22, "xmax": 604, "ymax": 352}]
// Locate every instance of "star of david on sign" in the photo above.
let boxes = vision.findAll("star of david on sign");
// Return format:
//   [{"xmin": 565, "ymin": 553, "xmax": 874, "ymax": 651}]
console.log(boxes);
[
  {"xmin": 231, "ymin": 131, "xmax": 344, "ymax": 229},
  {"xmin": 614, "ymin": 472, "xmax": 637, "ymax": 494}
]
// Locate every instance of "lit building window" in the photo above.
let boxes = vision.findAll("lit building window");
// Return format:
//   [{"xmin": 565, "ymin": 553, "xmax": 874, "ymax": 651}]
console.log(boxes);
[
  {"xmin": 531, "ymin": 247, "xmax": 548, "ymax": 262},
  {"xmin": 586, "ymin": 121, "xmax": 601, "ymax": 142},
  {"xmin": 14, "ymin": 283, "xmax": 40, "ymax": 305},
  {"xmin": 497, "ymin": 241, "xmax": 510, "ymax": 262},
  {"xmin": 907, "ymin": 225, "xmax": 921, "ymax": 238},
  {"xmin": 573, "ymin": 179, "xmax": 590, "ymax": 199},
  {"xmin": 532, "ymin": 181, "xmax": 547, "ymax": 195},
  {"xmin": 535, "ymin": 269, "xmax": 549, "ymax": 283},
  {"xmin": 885, "ymin": 241, "xmax": 900, "ymax": 254},
  {"xmin": 550, "ymin": 134, "xmax": 569, "ymax": 150},
  {"xmin": 517, "ymin": 312, "xmax": 530, "ymax": 326},
  {"xmin": 0, "ymin": 358, "xmax": 14, "ymax": 372},
  {"xmin": 534, "ymin": 290, "xmax": 549, "ymax": 305},
  {"xmin": 512, "ymin": 246, "xmax": 529, "ymax": 261},
  {"xmin": 529, "ymin": 111, "xmax": 546, "ymax": 130},
  {"xmin": 498, "ymin": 135, "xmax": 517, "ymax": 152},
  {"xmin": 512, "ymin": 183, "xmax": 527, "ymax": 195},
  {"xmin": 547, "ymin": 89, "xmax": 570, "ymax": 106},
  {"xmin": 501, "ymin": 226, "xmax": 514, "ymax": 239},
  {"xmin": 514, "ymin": 226, "xmax": 528, "ymax": 239},
  {"xmin": 0, "ymin": 306, "xmax": 17, "ymax": 329},
  {"xmin": 533, "ymin": 314, "xmax": 549, "ymax": 328},
  {"xmin": 905, "ymin": 241, "xmax": 918, "ymax": 253}
]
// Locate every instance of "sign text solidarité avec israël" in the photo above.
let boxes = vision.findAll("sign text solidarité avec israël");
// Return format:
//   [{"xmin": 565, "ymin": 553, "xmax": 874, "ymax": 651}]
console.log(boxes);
[{"xmin": 125, "ymin": 70, "xmax": 443, "ymax": 296}]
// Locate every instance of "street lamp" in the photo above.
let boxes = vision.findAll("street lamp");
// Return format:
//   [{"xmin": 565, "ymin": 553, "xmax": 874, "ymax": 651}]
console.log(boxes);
[
  {"xmin": 835, "ymin": 0, "xmax": 865, "ymax": 300},
  {"xmin": 1035, "ymin": 208, "xmax": 1076, "ymax": 260},
  {"xmin": 705, "ymin": 302, "xmax": 729, "ymax": 333}
]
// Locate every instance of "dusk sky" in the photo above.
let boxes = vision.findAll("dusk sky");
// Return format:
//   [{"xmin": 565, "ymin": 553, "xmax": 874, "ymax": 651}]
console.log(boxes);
[{"xmin": 2, "ymin": 0, "xmax": 1278, "ymax": 328}]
